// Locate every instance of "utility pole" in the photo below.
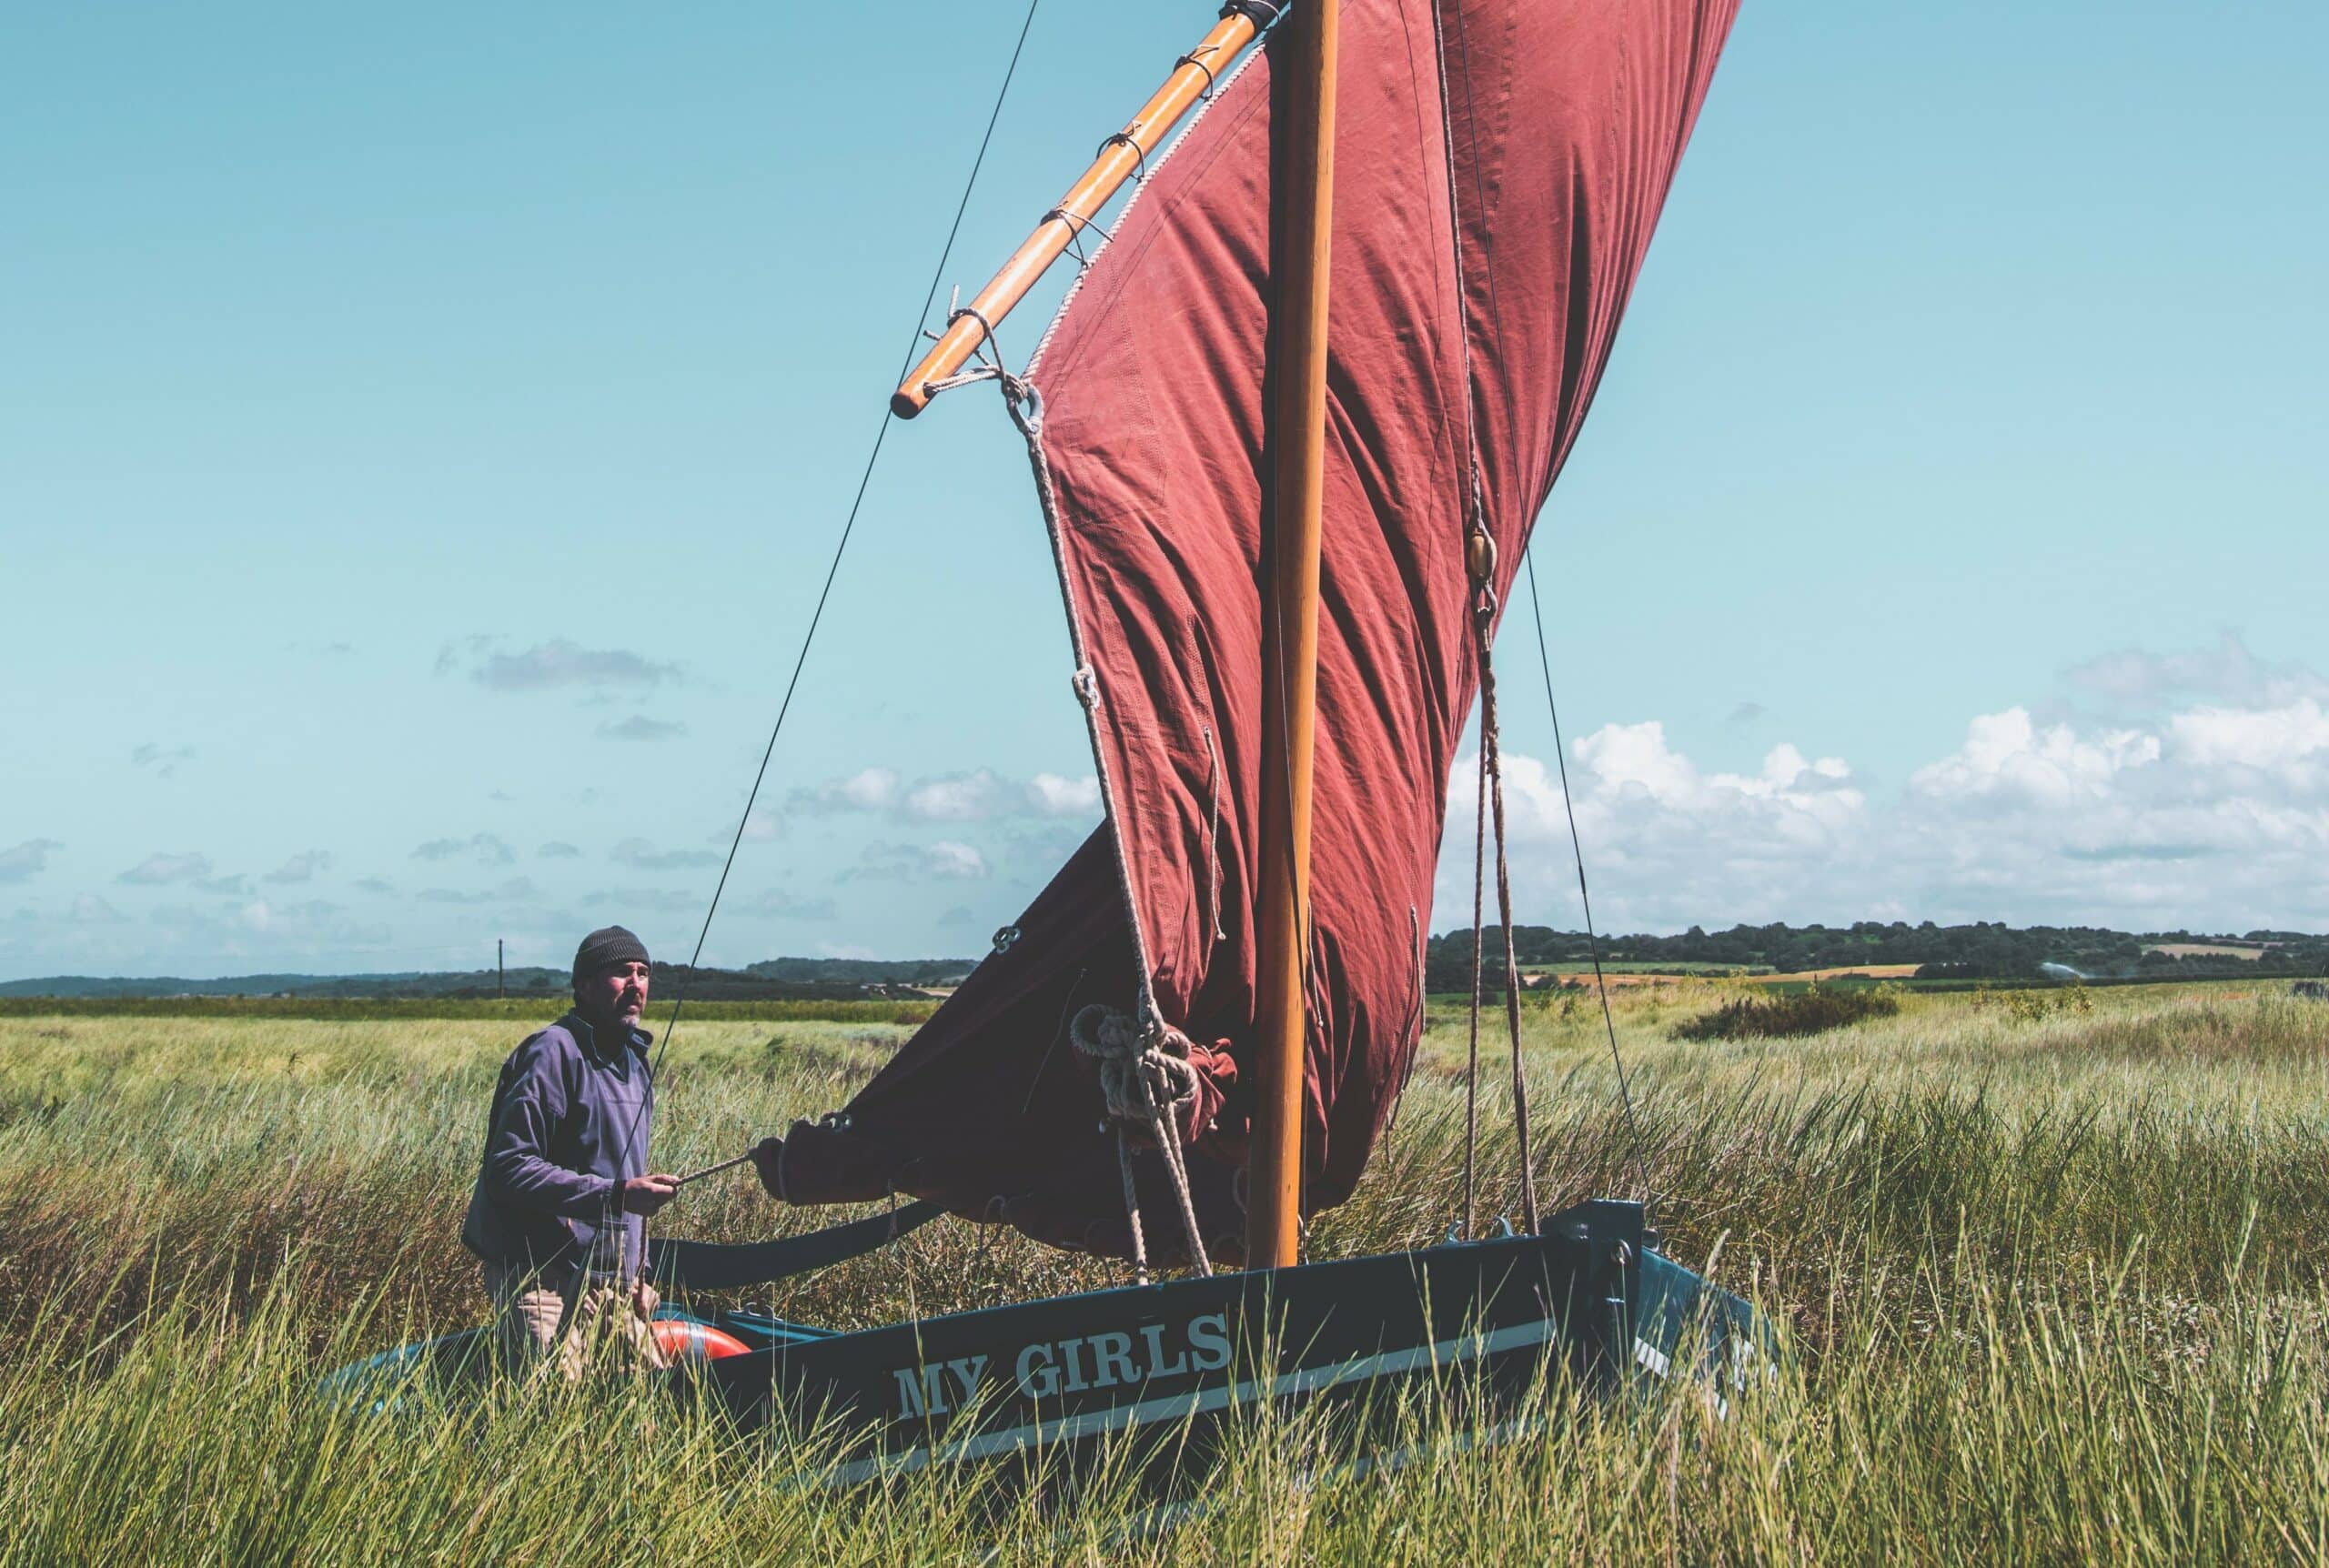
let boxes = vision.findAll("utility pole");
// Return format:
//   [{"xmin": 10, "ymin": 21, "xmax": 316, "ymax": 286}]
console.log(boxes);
[{"xmin": 498, "ymin": 939, "xmax": 506, "ymax": 1000}]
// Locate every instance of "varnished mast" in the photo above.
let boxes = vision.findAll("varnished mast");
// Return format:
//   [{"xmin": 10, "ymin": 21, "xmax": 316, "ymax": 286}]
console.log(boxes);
[{"xmin": 1248, "ymin": 0, "xmax": 1337, "ymax": 1271}]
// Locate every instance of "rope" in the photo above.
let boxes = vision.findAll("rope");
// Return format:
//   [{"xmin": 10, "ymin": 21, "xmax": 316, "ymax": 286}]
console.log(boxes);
[
  {"xmin": 1475, "ymin": 602, "xmax": 1541, "ymax": 1236},
  {"xmin": 1073, "ymin": 1005, "xmax": 1214, "ymax": 1276},
  {"xmin": 1525, "ymin": 548, "xmax": 1652, "ymax": 1201},
  {"xmin": 598, "ymin": 0, "xmax": 1048, "ymax": 1257},
  {"xmin": 1463, "ymin": 699, "xmax": 1487, "ymax": 1240}
]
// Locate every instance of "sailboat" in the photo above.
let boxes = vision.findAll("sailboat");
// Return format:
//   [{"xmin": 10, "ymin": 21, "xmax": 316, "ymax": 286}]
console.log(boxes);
[{"xmin": 330, "ymin": 0, "xmax": 1765, "ymax": 1474}]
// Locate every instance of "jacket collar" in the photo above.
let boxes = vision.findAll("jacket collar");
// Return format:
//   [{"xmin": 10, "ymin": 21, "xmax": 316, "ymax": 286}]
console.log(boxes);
[{"xmin": 559, "ymin": 1009, "xmax": 653, "ymax": 1066}]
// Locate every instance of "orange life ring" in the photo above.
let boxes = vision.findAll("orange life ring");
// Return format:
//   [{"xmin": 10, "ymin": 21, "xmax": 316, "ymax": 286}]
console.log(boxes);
[{"xmin": 651, "ymin": 1320, "xmax": 752, "ymax": 1361}]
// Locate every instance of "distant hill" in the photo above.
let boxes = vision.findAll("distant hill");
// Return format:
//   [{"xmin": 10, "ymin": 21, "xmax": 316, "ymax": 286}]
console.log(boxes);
[
  {"xmin": 8, "ymin": 924, "xmax": 2322, "ymax": 1000},
  {"xmin": 0, "ymin": 957, "xmax": 974, "ymax": 1002},
  {"xmin": 1424, "ymin": 921, "xmax": 2329, "ymax": 990}
]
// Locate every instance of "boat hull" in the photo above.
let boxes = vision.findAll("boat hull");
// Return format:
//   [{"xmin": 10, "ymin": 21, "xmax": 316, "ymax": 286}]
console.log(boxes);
[{"xmin": 708, "ymin": 1199, "xmax": 1761, "ymax": 1479}]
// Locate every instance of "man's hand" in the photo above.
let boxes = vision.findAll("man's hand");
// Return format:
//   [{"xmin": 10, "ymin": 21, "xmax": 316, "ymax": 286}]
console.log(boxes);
[
  {"xmin": 750, "ymin": 1136, "xmax": 785, "ymax": 1200},
  {"xmin": 620, "ymin": 1173, "xmax": 681, "ymax": 1215}
]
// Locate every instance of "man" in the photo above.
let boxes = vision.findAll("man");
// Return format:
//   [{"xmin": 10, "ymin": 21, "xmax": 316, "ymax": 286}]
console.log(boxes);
[{"xmin": 461, "ymin": 925, "xmax": 681, "ymax": 1375}]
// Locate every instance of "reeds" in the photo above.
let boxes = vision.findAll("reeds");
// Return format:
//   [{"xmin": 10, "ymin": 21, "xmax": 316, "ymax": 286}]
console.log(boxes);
[{"xmin": 1, "ymin": 983, "xmax": 2324, "ymax": 1563}]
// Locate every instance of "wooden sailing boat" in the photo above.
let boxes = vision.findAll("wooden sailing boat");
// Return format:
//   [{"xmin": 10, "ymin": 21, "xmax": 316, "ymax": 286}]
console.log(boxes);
[{"xmin": 331, "ymin": 0, "xmax": 1765, "ymax": 1473}]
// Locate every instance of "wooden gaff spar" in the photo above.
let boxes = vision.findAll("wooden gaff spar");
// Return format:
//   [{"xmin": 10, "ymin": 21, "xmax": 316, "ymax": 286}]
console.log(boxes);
[
  {"xmin": 328, "ymin": 0, "xmax": 1769, "ymax": 1481},
  {"xmin": 892, "ymin": 7, "xmax": 1267, "ymax": 418}
]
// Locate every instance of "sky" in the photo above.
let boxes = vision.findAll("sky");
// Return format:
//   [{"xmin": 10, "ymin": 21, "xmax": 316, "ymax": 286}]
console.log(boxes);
[{"xmin": 4, "ymin": 3, "xmax": 2325, "ymax": 980}]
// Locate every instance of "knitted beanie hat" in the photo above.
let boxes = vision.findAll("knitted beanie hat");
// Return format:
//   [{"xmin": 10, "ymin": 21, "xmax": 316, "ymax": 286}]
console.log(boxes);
[{"xmin": 572, "ymin": 925, "xmax": 650, "ymax": 986}]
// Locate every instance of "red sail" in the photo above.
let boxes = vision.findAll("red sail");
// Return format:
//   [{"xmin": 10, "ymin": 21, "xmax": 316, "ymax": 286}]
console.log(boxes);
[{"xmin": 779, "ymin": 0, "xmax": 1739, "ymax": 1261}]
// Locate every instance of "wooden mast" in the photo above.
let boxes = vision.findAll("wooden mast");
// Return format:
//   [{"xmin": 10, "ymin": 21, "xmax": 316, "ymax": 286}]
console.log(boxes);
[{"xmin": 1248, "ymin": 0, "xmax": 1337, "ymax": 1271}]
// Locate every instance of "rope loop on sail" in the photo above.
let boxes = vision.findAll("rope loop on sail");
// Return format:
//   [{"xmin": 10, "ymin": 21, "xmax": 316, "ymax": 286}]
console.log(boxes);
[{"xmin": 1070, "ymin": 1004, "xmax": 1214, "ymax": 1276}]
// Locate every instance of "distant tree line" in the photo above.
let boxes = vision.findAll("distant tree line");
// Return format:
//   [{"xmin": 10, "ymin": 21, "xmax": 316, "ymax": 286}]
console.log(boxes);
[{"xmin": 1422, "ymin": 921, "xmax": 2329, "ymax": 990}]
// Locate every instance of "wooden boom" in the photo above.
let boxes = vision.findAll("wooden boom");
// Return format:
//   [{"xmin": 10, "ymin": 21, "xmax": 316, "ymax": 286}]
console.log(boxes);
[
  {"xmin": 891, "ymin": 7, "xmax": 1265, "ymax": 418},
  {"xmin": 1248, "ymin": 0, "xmax": 1336, "ymax": 1271}
]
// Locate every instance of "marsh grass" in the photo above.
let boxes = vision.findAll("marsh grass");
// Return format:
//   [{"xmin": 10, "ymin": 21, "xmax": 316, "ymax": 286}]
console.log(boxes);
[{"xmin": 2, "ymin": 983, "xmax": 2325, "ymax": 1562}]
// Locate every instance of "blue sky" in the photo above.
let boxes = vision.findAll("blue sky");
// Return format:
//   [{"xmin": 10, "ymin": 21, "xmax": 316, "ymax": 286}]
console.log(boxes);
[{"xmin": 5, "ymin": 2, "xmax": 2325, "ymax": 980}]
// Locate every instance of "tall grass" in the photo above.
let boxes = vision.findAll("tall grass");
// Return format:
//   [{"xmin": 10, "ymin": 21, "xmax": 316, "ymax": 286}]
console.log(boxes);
[{"xmin": 2, "ymin": 983, "xmax": 2324, "ymax": 1562}]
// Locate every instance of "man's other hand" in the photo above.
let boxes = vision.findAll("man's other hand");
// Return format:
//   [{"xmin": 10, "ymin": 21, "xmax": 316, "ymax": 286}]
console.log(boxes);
[
  {"xmin": 620, "ymin": 1173, "xmax": 681, "ymax": 1215},
  {"xmin": 750, "ymin": 1136, "xmax": 785, "ymax": 1200}
]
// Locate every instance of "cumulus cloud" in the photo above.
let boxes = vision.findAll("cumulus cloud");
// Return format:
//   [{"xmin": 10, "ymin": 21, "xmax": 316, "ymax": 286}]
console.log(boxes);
[
  {"xmin": 416, "ymin": 878, "xmax": 539, "ymax": 906},
  {"xmin": 117, "ymin": 851, "xmax": 213, "ymax": 886},
  {"xmin": 1727, "ymin": 702, "xmax": 1769, "ymax": 724},
  {"xmin": 1025, "ymin": 773, "xmax": 1103, "ymax": 817},
  {"xmin": 538, "ymin": 841, "xmax": 583, "ymax": 859},
  {"xmin": 2063, "ymin": 632, "xmax": 2329, "ymax": 711},
  {"xmin": 0, "ymin": 839, "xmax": 62, "ymax": 884},
  {"xmin": 411, "ymin": 833, "xmax": 517, "ymax": 867},
  {"xmin": 582, "ymin": 886, "xmax": 701, "ymax": 914},
  {"xmin": 597, "ymin": 716, "xmax": 688, "ymax": 742},
  {"xmin": 738, "ymin": 887, "xmax": 837, "ymax": 920},
  {"xmin": 262, "ymin": 850, "xmax": 332, "ymax": 885},
  {"xmin": 1442, "ymin": 648, "xmax": 2329, "ymax": 933},
  {"xmin": 841, "ymin": 839, "xmax": 991, "ymax": 882},
  {"xmin": 69, "ymin": 894, "xmax": 126, "ymax": 924},
  {"xmin": 445, "ymin": 638, "xmax": 683, "ymax": 692},
  {"xmin": 786, "ymin": 766, "xmax": 1102, "ymax": 825},
  {"xmin": 610, "ymin": 838, "xmax": 721, "ymax": 871},
  {"xmin": 195, "ymin": 873, "xmax": 253, "ymax": 898},
  {"xmin": 354, "ymin": 876, "xmax": 396, "ymax": 894},
  {"xmin": 790, "ymin": 768, "xmax": 902, "ymax": 814}
]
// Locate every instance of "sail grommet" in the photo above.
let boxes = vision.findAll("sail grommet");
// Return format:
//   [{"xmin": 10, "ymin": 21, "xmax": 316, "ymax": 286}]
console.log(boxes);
[
  {"xmin": 992, "ymin": 924, "xmax": 1022, "ymax": 955},
  {"xmin": 1071, "ymin": 666, "xmax": 1102, "ymax": 709}
]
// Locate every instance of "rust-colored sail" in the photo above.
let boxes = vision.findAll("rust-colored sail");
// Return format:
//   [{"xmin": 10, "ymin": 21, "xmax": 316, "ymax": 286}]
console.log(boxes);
[{"xmin": 777, "ymin": 0, "xmax": 1740, "ymax": 1261}]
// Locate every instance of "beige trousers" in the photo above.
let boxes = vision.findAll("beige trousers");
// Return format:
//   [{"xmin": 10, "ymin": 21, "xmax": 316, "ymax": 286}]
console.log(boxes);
[{"xmin": 480, "ymin": 1261, "xmax": 671, "ymax": 1380}]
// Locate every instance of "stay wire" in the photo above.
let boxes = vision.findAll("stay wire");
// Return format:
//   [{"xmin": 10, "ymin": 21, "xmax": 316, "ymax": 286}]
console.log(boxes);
[
  {"xmin": 601, "ymin": 0, "xmax": 1047, "ymax": 1234},
  {"xmin": 1524, "ymin": 548, "xmax": 1652, "ymax": 1201}
]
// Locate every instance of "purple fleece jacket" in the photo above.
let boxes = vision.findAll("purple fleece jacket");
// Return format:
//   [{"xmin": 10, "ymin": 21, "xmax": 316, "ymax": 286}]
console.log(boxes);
[{"xmin": 459, "ymin": 1010, "xmax": 653, "ymax": 1276}]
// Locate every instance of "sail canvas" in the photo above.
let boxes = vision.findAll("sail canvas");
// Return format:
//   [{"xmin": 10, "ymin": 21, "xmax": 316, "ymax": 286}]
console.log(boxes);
[{"xmin": 778, "ymin": 0, "xmax": 1741, "ymax": 1262}]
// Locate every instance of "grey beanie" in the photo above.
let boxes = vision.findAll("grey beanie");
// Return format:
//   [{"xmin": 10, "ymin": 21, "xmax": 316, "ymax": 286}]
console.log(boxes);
[{"xmin": 572, "ymin": 925, "xmax": 650, "ymax": 986}]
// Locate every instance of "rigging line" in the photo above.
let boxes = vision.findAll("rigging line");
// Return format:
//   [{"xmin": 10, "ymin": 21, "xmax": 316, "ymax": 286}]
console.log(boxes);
[
  {"xmin": 1523, "ymin": 548, "xmax": 1651, "ymax": 1202},
  {"xmin": 601, "ymin": 0, "xmax": 1048, "ymax": 1232},
  {"xmin": 1439, "ymin": 0, "xmax": 1641, "ymax": 1203}
]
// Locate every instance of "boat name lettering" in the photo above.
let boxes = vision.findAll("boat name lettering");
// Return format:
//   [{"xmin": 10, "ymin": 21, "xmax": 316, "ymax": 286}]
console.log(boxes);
[{"xmin": 892, "ymin": 1312, "xmax": 1231, "ymax": 1417}]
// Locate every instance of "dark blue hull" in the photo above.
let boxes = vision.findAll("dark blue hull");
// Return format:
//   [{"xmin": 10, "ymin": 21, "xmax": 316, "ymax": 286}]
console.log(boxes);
[
  {"xmin": 709, "ymin": 1200, "xmax": 1762, "ymax": 1479},
  {"xmin": 324, "ymin": 1199, "xmax": 1763, "ymax": 1477}
]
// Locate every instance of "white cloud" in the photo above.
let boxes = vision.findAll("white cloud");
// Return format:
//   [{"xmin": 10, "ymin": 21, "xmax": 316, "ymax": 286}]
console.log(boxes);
[
  {"xmin": 411, "ymin": 833, "xmax": 517, "ymax": 867},
  {"xmin": 1447, "ymin": 664, "xmax": 2329, "ymax": 933},
  {"xmin": 448, "ymin": 638, "xmax": 682, "ymax": 692},
  {"xmin": 903, "ymin": 771, "xmax": 1004, "ymax": 822},
  {"xmin": 2166, "ymin": 699, "xmax": 2329, "ymax": 779},
  {"xmin": 610, "ymin": 838, "xmax": 721, "ymax": 871},
  {"xmin": 791, "ymin": 767, "xmax": 902, "ymax": 814},
  {"xmin": 2063, "ymin": 632, "xmax": 2328, "ymax": 710},
  {"xmin": 263, "ymin": 850, "xmax": 332, "ymax": 885},
  {"xmin": 841, "ymin": 839, "xmax": 992, "ymax": 882},
  {"xmin": 118, "ymin": 851, "xmax": 214, "ymax": 886},
  {"xmin": 1025, "ymin": 773, "xmax": 1103, "ymax": 817},
  {"xmin": 0, "ymin": 839, "xmax": 62, "ymax": 884},
  {"xmin": 597, "ymin": 715, "xmax": 688, "ymax": 742},
  {"xmin": 1910, "ymin": 708, "xmax": 2158, "ymax": 808},
  {"xmin": 787, "ymin": 765, "xmax": 1102, "ymax": 825}
]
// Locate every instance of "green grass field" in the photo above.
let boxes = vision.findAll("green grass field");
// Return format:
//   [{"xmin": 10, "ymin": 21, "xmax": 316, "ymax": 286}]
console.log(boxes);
[{"xmin": 3, "ymin": 981, "xmax": 2324, "ymax": 1563}]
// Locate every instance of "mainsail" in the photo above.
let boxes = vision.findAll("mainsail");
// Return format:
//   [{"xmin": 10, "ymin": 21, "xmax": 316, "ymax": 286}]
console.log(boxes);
[{"xmin": 777, "ymin": 0, "xmax": 1739, "ymax": 1261}]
